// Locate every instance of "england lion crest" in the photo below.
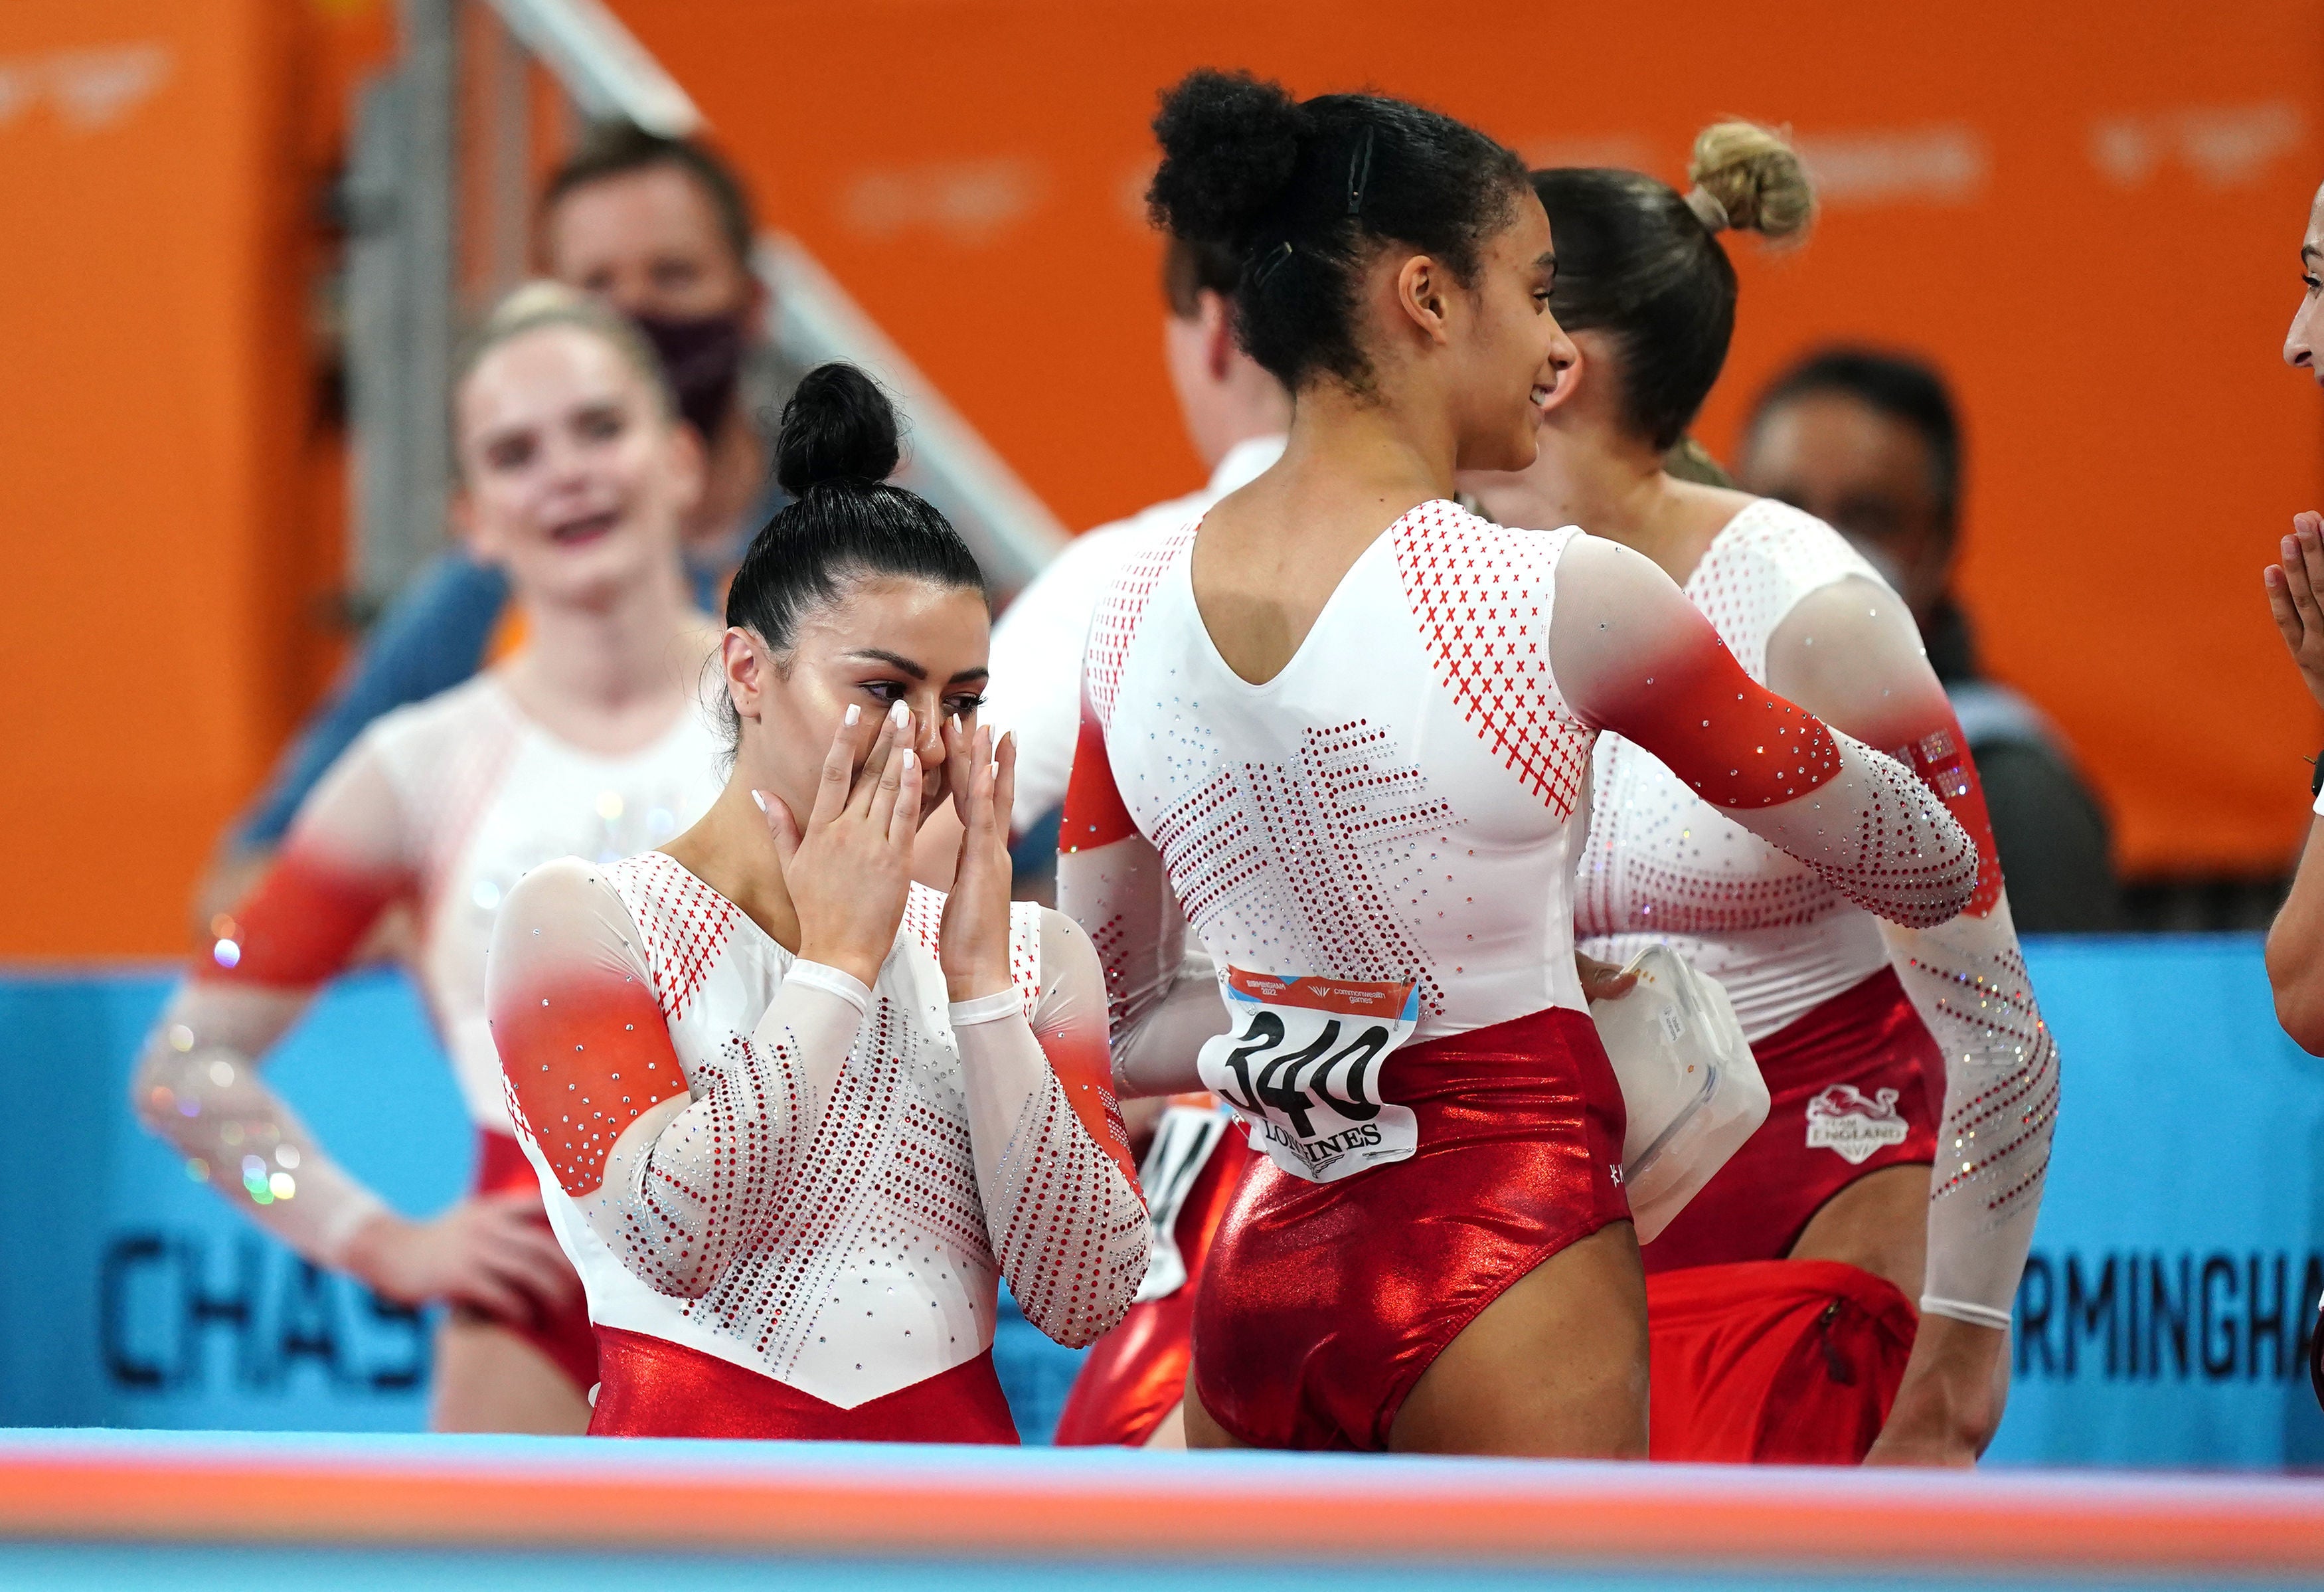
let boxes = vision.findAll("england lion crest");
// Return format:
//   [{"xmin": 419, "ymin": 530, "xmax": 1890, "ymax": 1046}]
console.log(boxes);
[{"xmin": 1804, "ymin": 1084, "xmax": 1909, "ymax": 1165}]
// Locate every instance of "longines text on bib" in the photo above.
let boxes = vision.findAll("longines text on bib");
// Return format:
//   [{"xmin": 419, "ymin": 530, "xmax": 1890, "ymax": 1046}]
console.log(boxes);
[{"xmin": 1197, "ymin": 968, "xmax": 1421, "ymax": 1184}]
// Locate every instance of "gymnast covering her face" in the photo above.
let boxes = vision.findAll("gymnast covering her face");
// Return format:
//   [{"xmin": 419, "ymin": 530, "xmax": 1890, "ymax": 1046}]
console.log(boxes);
[{"xmin": 485, "ymin": 363, "xmax": 1147, "ymax": 1440}]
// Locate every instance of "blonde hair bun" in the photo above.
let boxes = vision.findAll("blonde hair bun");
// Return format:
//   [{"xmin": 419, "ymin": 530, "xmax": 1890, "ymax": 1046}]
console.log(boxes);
[
  {"xmin": 483, "ymin": 279, "xmax": 591, "ymax": 328},
  {"xmin": 454, "ymin": 278, "xmax": 672, "ymax": 420},
  {"xmin": 1687, "ymin": 120, "xmax": 1813, "ymax": 242}
]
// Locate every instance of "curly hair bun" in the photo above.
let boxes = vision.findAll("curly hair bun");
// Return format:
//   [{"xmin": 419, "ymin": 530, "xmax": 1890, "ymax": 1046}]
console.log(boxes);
[
  {"xmin": 1688, "ymin": 120, "xmax": 1814, "ymax": 241},
  {"xmin": 1147, "ymin": 68, "xmax": 1306, "ymax": 246},
  {"xmin": 774, "ymin": 362, "xmax": 902, "ymax": 497}
]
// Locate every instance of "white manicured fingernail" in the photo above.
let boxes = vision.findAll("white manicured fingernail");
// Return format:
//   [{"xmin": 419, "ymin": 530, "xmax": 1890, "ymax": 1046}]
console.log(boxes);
[
  {"xmin": 900, "ymin": 749, "xmax": 916, "ymax": 771},
  {"xmin": 750, "ymin": 790, "xmax": 766, "ymax": 812},
  {"xmin": 845, "ymin": 704, "xmax": 861, "ymax": 726},
  {"xmin": 889, "ymin": 701, "xmax": 908, "ymax": 727}
]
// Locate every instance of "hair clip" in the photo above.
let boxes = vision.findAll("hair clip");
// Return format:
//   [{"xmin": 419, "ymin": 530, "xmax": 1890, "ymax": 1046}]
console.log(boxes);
[
  {"xmin": 1347, "ymin": 126, "xmax": 1377, "ymax": 217},
  {"xmin": 1252, "ymin": 240, "xmax": 1297, "ymax": 288}
]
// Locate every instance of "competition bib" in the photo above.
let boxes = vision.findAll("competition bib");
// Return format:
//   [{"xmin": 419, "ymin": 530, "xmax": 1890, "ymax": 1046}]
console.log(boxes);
[
  {"xmin": 1197, "ymin": 968, "xmax": 1421, "ymax": 1184},
  {"xmin": 1131, "ymin": 1100, "xmax": 1230, "ymax": 1303}
]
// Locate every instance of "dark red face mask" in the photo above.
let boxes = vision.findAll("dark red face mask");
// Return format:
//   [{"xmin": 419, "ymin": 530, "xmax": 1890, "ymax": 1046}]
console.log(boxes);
[{"xmin": 633, "ymin": 311, "xmax": 746, "ymax": 442}]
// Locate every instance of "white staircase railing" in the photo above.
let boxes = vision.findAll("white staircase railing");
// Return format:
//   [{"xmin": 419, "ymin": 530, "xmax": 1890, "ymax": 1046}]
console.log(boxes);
[
  {"xmin": 343, "ymin": 0, "xmax": 1066, "ymax": 612},
  {"xmin": 485, "ymin": 0, "xmax": 701, "ymax": 135}
]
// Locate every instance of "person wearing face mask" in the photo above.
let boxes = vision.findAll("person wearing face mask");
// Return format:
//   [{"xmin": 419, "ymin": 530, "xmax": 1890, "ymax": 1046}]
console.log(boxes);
[
  {"xmin": 485, "ymin": 363, "xmax": 1147, "ymax": 1441},
  {"xmin": 1465, "ymin": 132, "xmax": 2059, "ymax": 1466},
  {"xmin": 1736, "ymin": 349, "xmax": 2121, "ymax": 933},
  {"xmin": 131, "ymin": 284, "xmax": 728, "ymax": 1433},
  {"xmin": 201, "ymin": 124, "xmax": 785, "ymax": 924},
  {"xmin": 1060, "ymin": 70, "xmax": 1977, "ymax": 1457},
  {"xmin": 542, "ymin": 122, "xmax": 786, "ymax": 582}
]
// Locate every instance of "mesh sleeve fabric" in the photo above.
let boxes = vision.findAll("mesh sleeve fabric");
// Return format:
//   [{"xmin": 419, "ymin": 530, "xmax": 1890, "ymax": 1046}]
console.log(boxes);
[
  {"xmin": 1766, "ymin": 578, "xmax": 2058, "ymax": 1330},
  {"xmin": 951, "ymin": 909, "xmax": 1149, "ymax": 1348},
  {"xmin": 1879, "ymin": 900, "xmax": 2058, "ymax": 1328},
  {"xmin": 1055, "ymin": 699, "xmax": 1230, "ymax": 1097},
  {"xmin": 1548, "ymin": 534, "xmax": 1978, "ymax": 930},
  {"xmin": 233, "ymin": 553, "xmax": 509, "ymax": 849},
  {"xmin": 131, "ymin": 737, "xmax": 414, "ymax": 1265},
  {"xmin": 485, "ymin": 857, "xmax": 865, "ymax": 1300}
]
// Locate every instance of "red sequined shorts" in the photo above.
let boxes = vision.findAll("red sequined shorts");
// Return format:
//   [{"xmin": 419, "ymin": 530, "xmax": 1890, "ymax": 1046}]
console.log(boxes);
[
  {"xmin": 1641, "ymin": 968, "xmax": 1940, "ymax": 1274},
  {"xmin": 1052, "ymin": 1128, "xmax": 1262, "ymax": 1447},
  {"xmin": 1190, "ymin": 1005, "xmax": 1631, "ymax": 1451},
  {"xmin": 589, "ymin": 1328, "xmax": 1020, "ymax": 1442},
  {"xmin": 470, "ymin": 1129, "xmax": 598, "ymax": 1394}
]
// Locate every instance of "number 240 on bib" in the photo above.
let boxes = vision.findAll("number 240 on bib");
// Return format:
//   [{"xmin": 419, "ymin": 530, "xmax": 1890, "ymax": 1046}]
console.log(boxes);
[{"xmin": 1197, "ymin": 968, "xmax": 1421, "ymax": 1184}]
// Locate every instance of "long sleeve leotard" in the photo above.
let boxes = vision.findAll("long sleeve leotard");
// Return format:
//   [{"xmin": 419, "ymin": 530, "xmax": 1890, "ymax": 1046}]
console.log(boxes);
[
  {"xmin": 1576, "ymin": 500, "xmax": 2057, "ymax": 1330},
  {"xmin": 484, "ymin": 853, "xmax": 1148, "ymax": 1404},
  {"xmin": 131, "ymin": 675, "xmax": 724, "ymax": 1267}
]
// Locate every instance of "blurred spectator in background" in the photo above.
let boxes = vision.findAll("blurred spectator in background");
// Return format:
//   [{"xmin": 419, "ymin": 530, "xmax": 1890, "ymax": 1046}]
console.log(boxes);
[
  {"xmin": 198, "ymin": 123, "xmax": 786, "ymax": 921},
  {"xmin": 543, "ymin": 122, "xmax": 783, "ymax": 579},
  {"xmin": 1737, "ymin": 348, "xmax": 2123, "ymax": 932},
  {"xmin": 137, "ymin": 283, "xmax": 726, "ymax": 1433},
  {"xmin": 946, "ymin": 236, "xmax": 1291, "ymax": 890}
]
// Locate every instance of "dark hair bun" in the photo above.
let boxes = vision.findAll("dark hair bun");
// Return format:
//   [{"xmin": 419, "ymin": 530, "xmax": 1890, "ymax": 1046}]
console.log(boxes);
[
  {"xmin": 1147, "ymin": 68, "xmax": 1305, "ymax": 246},
  {"xmin": 774, "ymin": 362, "xmax": 902, "ymax": 497}
]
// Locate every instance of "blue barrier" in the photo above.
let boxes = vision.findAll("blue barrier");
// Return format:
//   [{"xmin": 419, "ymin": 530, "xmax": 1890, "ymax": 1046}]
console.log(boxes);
[
  {"xmin": 1979, "ymin": 936, "xmax": 2324, "ymax": 1467},
  {"xmin": 3, "ymin": 936, "xmax": 2318, "ymax": 1464},
  {"xmin": 0, "ymin": 962, "xmax": 1082, "ymax": 1438}
]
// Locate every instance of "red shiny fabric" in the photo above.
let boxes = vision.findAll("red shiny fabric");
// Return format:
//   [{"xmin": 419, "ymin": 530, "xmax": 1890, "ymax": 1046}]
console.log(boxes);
[
  {"xmin": 1190, "ymin": 1005, "xmax": 1629, "ymax": 1451},
  {"xmin": 1641, "ymin": 968, "xmax": 1940, "ymax": 1274},
  {"xmin": 1053, "ymin": 1132, "xmax": 1262, "ymax": 1447},
  {"xmin": 588, "ymin": 1326, "xmax": 1020, "ymax": 1442},
  {"xmin": 471, "ymin": 1130, "xmax": 599, "ymax": 1395},
  {"xmin": 1647, "ymin": 1258, "xmax": 1917, "ymax": 1462}
]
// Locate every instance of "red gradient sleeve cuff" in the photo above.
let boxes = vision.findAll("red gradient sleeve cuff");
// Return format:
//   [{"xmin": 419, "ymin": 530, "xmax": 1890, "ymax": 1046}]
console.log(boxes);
[
  {"xmin": 195, "ymin": 847, "xmax": 407, "ymax": 990},
  {"xmin": 1591, "ymin": 623, "xmax": 1843, "ymax": 811},
  {"xmin": 1060, "ymin": 705, "xmax": 1137, "ymax": 853},
  {"xmin": 494, "ymin": 968, "xmax": 689, "ymax": 1198}
]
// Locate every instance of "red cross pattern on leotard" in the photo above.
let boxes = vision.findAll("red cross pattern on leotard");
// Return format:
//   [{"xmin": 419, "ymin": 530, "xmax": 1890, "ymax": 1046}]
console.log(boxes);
[
  {"xmin": 625, "ymin": 854, "xmax": 740, "ymax": 1023},
  {"xmin": 1392, "ymin": 505, "xmax": 1594, "ymax": 819}
]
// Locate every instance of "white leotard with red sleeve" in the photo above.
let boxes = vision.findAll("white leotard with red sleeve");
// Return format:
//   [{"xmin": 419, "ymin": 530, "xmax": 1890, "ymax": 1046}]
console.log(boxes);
[
  {"xmin": 131, "ymin": 673, "xmax": 725, "ymax": 1265},
  {"xmin": 1576, "ymin": 500, "xmax": 1897, "ymax": 1036},
  {"xmin": 1059, "ymin": 499, "xmax": 1979, "ymax": 1101},
  {"xmin": 483, "ymin": 853, "xmax": 1148, "ymax": 1405},
  {"xmin": 1574, "ymin": 498, "xmax": 2059, "ymax": 1330}
]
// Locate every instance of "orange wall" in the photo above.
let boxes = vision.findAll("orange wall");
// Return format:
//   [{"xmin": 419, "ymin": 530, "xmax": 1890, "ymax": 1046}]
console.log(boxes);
[
  {"xmin": 611, "ymin": 0, "xmax": 2324, "ymax": 881},
  {"xmin": 0, "ymin": 0, "xmax": 2317, "ymax": 956},
  {"xmin": 0, "ymin": 0, "xmax": 378, "ymax": 957}
]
